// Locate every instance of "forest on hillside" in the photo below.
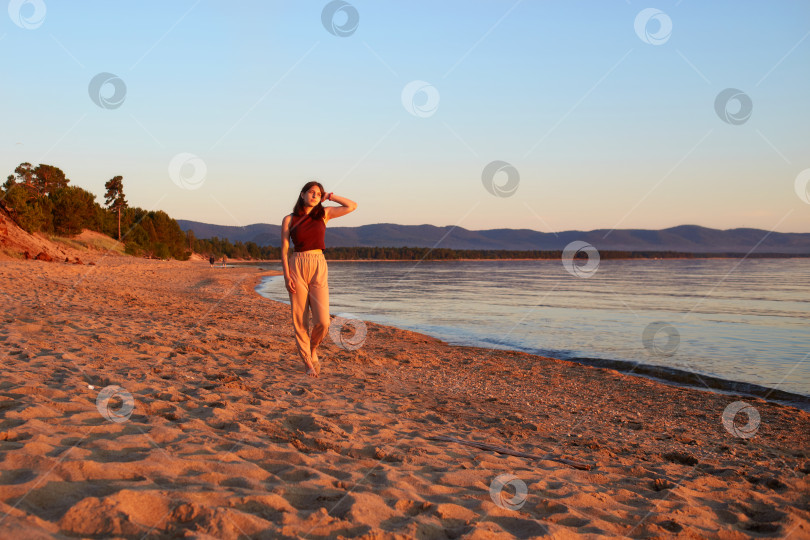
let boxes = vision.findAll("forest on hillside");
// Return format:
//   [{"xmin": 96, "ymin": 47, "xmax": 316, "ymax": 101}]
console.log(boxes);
[{"xmin": 2, "ymin": 162, "xmax": 189, "ymax": 259}]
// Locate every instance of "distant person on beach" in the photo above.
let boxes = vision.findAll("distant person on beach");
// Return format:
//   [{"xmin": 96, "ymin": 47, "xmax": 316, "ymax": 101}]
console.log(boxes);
[
  {"xmin": 209, "ymin": 255, "xmax": 215, "ymax": 267},
  {"xmin": 221, "ymin": 256, "xmax": 226, "ymax": 268},
  {"xmin": 281, "ymin": 181, "xmax": 357, "ymax": 377}
]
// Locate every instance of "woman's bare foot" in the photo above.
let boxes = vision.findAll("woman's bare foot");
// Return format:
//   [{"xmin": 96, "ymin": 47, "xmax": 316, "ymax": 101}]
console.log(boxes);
[
  {"xmin": 303, "ymin": 359, "xmax": 318, "ymax": 378},
  {"xmin": 310, "ymin": 350, "xmax": 321, "ymax": 375}
]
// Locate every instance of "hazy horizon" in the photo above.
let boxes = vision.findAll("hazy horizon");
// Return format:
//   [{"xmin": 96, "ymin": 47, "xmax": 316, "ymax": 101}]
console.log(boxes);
[
  {"xmin": 177, "ymin": 218, "xmax": 810, "ymax": 235},
  {"xmin": 3, "ymin": 1, "xmax": 809, "ymax": 233}
]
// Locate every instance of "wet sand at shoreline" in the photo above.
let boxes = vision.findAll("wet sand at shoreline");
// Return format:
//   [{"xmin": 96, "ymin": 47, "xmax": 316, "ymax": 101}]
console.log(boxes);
[{"xmin": 0, "ymin": 256, "xmax": 808, "ymax": 538}]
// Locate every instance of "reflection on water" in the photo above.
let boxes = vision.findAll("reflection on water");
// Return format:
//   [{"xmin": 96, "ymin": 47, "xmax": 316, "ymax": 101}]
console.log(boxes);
[{"xmin": 257, "ymin": 258, "xmax": 810, "ymax": 398}]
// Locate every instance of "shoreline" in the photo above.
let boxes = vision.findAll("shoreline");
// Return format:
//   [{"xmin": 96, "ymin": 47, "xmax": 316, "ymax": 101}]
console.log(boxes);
[
  {"xmin": 568, "ymin": 357, "xmax": 810, "ymax": 413},
  {"xmin": 253, "ymin": 272, "xmax": 810, "ymax": 413},
  {"xmin": 232, "ymin": 255, "xmax": 810, "ymax": 263},
  {"xmin": 2, "ymin": 256, "xmax": 808, "ymax": 538}
]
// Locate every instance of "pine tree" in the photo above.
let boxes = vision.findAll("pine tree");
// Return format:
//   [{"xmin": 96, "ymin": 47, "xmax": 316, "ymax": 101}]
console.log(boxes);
[{"xmin": 104, "ymin": 176, "xmax": 127, "ymax": 241}]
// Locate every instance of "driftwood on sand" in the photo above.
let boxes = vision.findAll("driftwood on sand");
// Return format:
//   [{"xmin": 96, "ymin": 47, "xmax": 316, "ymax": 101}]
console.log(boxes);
[{"xmin": 429, "ymin": 435, "xmax": 592, "ymax": 470}]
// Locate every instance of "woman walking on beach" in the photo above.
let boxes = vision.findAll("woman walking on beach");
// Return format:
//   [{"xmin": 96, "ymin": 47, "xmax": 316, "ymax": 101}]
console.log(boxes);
[{"xmin": 281, "ymin": 182, "xmax": 357, "ymax": 377}]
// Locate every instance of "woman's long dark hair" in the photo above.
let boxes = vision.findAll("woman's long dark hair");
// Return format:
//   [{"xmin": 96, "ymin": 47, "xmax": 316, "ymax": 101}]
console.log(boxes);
[{"xmin": 292, "ymin": 181, "xmax": 326, "ymax": 219}]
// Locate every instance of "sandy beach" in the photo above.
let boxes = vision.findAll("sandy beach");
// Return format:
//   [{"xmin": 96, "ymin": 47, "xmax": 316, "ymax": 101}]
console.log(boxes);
[{"xmin": 1, "ymin": 256, "xmax": 808, "ymax": 539}]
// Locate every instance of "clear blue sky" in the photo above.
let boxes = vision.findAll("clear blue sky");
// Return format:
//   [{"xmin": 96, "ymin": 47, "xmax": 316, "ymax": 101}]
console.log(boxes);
[{"xmin": 2, "ymin": 0, "xmax": 809, "ymax": 233}]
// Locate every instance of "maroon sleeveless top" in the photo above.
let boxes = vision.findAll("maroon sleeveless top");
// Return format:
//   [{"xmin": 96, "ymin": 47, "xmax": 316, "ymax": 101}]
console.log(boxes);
[{"xmin": 289, "ymin": 212, "xmax": 326, "ymax": 252}]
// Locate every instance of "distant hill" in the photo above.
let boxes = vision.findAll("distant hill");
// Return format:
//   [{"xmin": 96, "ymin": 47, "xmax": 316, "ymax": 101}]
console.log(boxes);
[{"xmin": 177, "ymin": 220, "xmax": 810, "ymax": 254}]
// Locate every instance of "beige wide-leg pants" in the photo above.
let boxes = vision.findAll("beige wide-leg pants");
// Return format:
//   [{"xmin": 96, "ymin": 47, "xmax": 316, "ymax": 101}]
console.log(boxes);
[{"xmin": 287, "ymin": 251, "xmax": 330, "ymax": 364}]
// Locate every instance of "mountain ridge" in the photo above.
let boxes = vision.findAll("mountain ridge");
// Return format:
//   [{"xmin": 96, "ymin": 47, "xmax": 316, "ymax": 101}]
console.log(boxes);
[{"xmin": 177, "ymin": 220, "xmax": 810, "ymax": 254}]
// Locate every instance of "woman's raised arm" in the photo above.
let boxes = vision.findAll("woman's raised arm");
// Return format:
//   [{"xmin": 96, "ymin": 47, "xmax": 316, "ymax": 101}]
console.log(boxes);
[{"xmin": 323, "ymin": 194, "xmax": 357, "ymax": 223}]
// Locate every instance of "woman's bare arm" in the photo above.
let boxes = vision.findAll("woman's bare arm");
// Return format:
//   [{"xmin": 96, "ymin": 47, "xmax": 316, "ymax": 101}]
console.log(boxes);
[
  {"xmin": 281, "ymin": 215, "xmax": 295, "ymax": 294},
  {"xmin": 324, "ymin": 194, "xmax": 357, "ymax": 223}
]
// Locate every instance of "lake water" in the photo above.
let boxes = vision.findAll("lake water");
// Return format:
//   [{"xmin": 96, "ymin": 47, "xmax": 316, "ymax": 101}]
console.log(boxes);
[{"xmin": 255, "ymin": 258, "xmax": 810, "ymax": 405}]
